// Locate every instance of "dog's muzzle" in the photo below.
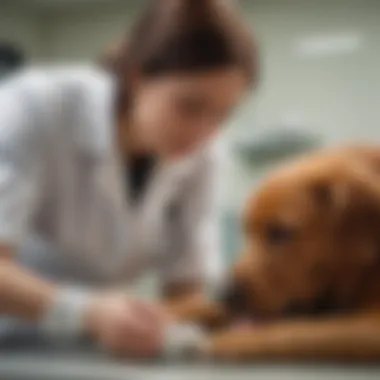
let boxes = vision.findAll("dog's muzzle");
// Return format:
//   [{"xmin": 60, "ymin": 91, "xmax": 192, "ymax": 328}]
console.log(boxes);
[{"xmin": 218, "ymin": 281, "xmax": 250, "ymax": 315}]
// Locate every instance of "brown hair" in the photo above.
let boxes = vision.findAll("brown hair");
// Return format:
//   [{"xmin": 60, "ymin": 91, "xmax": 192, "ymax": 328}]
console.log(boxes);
[{"xmin": 101, "ymin": 0, "xmax": 259, "ymax": 115}]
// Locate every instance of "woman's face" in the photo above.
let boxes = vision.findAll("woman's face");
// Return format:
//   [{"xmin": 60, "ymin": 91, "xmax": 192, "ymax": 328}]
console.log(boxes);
[{"xmin": 130, "ymin": 68, "xmax": 249, "ymax": 159}]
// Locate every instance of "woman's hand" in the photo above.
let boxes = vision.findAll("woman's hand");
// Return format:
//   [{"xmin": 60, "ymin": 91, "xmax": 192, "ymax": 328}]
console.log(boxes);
[{"xmin": 85, "ymin": 292, "xmax": 169, "ymax": 358}]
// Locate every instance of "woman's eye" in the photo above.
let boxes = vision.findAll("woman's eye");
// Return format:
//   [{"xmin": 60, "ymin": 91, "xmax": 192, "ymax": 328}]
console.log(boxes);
[{"xmin": 266, "ymin": 224, "xmax": 294, "ymax": 246}]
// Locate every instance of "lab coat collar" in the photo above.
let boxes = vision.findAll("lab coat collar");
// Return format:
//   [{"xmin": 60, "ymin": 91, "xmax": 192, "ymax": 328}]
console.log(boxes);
[{"xmin": 95, "ymin": 145, "xmax": 197, "ymax": 217}]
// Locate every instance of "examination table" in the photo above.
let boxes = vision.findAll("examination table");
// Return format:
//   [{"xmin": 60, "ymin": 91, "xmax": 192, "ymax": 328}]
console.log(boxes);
[{"xmin": 1, "ymin": 332, "xmax": 380, "ymax": 380}]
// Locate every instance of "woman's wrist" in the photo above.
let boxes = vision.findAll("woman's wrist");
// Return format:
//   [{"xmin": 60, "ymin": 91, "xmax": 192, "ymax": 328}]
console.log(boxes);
[
  {"xmin": 39, "ymin": 286, "xmax": 95, "ymax": 342},
  {"xmin": 82, "ymin": 294, "xmax": 107, "ymax": 339}
]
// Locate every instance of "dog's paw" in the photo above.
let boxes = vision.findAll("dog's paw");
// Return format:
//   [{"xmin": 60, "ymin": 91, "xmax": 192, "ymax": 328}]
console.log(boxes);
[{"xmin": 207, "ymin": 328, "xmax": 261, "ymax": 362}]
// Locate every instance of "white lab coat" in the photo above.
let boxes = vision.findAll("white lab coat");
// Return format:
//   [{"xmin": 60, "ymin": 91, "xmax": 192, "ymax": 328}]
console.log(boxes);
[{"xmin": 0, "ymin": 66, "xmax": 224, "ymax": 289}]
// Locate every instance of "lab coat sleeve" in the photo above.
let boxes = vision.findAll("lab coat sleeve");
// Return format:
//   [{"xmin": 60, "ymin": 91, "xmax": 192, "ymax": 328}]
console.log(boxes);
[
  {"xmin": 159, "ymin": 143, "xmax": 226, "ymax": 288},
  {"xmin": 0, "ymin": 76, "xmax": 44, "ymax": 246}
]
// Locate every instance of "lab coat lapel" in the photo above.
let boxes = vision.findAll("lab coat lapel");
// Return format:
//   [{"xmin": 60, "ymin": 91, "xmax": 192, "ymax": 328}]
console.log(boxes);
[
  {"xmin": 116, "ymin": 163, "xmax": 176, "ymax": 280},
  {"xmin": 144, "ymin": 155, "xmax": 196, "ymax": 215},
  {"xmin": 96, "ymin": 150, "xmax": 127, "ymax": 215},
  {"xmin": 78, "ymin": 150, "xmax": 129, "ymax": 278},
  {"xmin": 136, "ymin": 157, "xmax": 194, "ymax": 261}
]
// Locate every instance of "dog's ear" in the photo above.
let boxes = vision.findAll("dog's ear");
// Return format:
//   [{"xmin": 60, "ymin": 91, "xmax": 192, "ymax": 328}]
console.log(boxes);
[
  {"xmin": 342, "ymin": 162, "xmax": 380, "ymax": 214},
  {"xmin": 310, "ymin": 173, "xmax": 351, "ymax": 218},
  {"xmin": 310, "ymin": 161, "xmax": 380, "ymax": 229},
  {"xmin": 311, "ymin": 162, "xmax": 380, "ymax": 260}
]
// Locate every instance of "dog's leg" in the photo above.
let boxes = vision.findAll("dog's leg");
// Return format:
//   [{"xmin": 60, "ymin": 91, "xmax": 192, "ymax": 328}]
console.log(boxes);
[
  {"xmin": 208, "ymin": 312, "xmax": 380, "ymax": 362},
  {"xmin": 165, "ymin": 294, "xmax": 228, "ymax": 329}
]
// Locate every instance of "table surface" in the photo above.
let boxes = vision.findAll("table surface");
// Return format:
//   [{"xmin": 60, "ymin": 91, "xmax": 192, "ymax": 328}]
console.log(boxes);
[{"xmin": 1, "ymin": 338, "xmax": 380, "ymax": 380}]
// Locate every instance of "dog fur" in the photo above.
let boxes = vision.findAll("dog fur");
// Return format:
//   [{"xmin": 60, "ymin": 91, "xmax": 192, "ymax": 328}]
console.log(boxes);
[{"xmin": 167, "ymin": 146, "xmax": 380, "ymax": 362}]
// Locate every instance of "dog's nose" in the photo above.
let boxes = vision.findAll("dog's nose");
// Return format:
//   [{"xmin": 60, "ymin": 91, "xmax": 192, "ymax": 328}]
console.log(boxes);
[{"xmin": 219, "ymin": 282, "xmax": 249, "ymax": 314}]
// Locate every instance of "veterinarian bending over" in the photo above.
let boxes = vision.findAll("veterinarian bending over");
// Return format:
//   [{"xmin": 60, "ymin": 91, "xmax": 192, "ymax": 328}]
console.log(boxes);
[{"xmin": 0, "ymin": 0, "xmax": 257, "ymax": 357}]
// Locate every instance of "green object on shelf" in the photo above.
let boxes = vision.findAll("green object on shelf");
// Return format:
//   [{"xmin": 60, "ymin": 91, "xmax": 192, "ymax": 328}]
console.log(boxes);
[{"xmin": 234, "ymin": 129, "xmax": 322, "ymax": 165}]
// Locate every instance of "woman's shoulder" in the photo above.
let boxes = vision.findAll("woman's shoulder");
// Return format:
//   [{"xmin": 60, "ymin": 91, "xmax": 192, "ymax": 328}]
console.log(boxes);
[
  {"xmin": 0, "ymin": 66, "xmax": 114, "ymax": 154},
  {"xmin": 1, "ymin": 65, "xmax": 112, "ymax": 97},
  {"xmin": 49, "ymin": 65, "xmax": 113, "ymax": 95}
]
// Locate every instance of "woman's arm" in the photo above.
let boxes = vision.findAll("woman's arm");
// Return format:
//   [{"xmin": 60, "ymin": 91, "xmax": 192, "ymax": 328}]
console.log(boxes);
[
  {"xmin": 0, "ymin": 246, "xmax": 57, "ymax": 321},
  {"xmin": 0, "ymin": 73, "xmax": 168, "ymax": 357},
  {"xmin": 0, "ymin": 246, "xmax": 168, "ymax": 357},
  {"xmin": 0, "ymin": 74, "xmax": 58, "ymax": 322},
  {"xmin": 0, "ymin": 74, "xmax": 96, "ymax": 340},
  {"xmin": 0, "ymin": 72, "xmax": 68, "ymax": 324}
]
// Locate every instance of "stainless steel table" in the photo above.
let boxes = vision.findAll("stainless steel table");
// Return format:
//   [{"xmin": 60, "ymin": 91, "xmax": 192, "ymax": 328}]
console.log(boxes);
[{"xmin": 1, "ymin": 337, "xmax": 380, "ymax": 380}]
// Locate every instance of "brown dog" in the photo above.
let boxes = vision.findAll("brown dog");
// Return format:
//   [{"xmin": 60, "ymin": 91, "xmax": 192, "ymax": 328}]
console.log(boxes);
[{"xmin": 168, "ymin": 146, "xmax": 380, "ymax": 362}]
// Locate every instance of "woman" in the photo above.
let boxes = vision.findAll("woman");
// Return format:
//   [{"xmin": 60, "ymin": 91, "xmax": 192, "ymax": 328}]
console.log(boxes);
[{"xmin": 0, "ymin": 0, "xmax": 258, "ymax": 357}]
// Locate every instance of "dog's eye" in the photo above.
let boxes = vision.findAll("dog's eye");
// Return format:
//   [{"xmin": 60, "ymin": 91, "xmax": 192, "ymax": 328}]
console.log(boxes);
[{"xmin": 266, "ymin": 223, "xmax": 294, "ymax": 246}]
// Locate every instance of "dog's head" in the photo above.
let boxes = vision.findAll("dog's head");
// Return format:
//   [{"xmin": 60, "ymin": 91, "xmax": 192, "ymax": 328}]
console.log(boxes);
[{"xmin": 223, "ymin": 151, "xmax": 380, "ymax": 320}]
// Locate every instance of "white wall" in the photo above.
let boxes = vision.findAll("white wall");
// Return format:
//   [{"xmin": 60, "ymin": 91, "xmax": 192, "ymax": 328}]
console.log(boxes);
[
  {"xmin": 43, "ymin": 1, "xmax": 143, "ymax": 62},
  {"xmin": 247, "ymin": 1, "xmax": 380, "ymax": 143}
]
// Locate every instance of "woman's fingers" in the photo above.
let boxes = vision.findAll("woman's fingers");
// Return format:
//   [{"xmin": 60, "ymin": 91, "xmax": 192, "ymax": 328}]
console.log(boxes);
[
  {"xmin": 114, "ymin": 299, "xmax": 166, "ymax": 356},
  {"xmin": 87, "ymin": 293, "xmax": 169, "ymax": 358},
  {"xmin": 129, "ymin": 299, "xmax": 169, "ymax": 330}
]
